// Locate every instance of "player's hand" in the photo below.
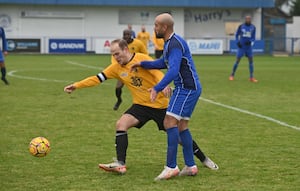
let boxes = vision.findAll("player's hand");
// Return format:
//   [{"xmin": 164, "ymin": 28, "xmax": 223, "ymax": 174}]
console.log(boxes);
[
  {"xmin": 3, "ymin": 51, "xmax": 8, "ymax": 56},
  {"xmin": 162, "ymin": 86, "xmax": 173, "ymax": 98},
  {"xmin": 64, "ymin": 84, "xmax": 76, "ymax": 94},
  {"xmin": 237, "ymin": 42, "xmax": 242, "ymax": 48},
  {"xmin": 130, "ymin": 62, "xmax": 141, "ymax": 72},
  {"xmin": 148, "ymin": 88, "xmax": 158, "ymax": 102}
]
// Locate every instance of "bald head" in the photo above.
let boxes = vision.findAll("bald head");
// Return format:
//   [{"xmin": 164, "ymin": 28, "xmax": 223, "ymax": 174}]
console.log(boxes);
[
  {"xmin": 155, "ymin": 13, "xmax": 174, "ymax": 28},
  {"xmin": 154, "ymin": 13, "xmax": 174, "ymax": 40},
  {"xmin": 245, "ymin": 15, "xmax": 252, "ymax": 25}
]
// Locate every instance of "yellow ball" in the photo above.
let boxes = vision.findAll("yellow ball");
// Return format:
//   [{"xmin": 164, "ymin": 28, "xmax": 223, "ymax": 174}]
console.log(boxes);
[{"xmin": 29, "ymin": 137, "xmax": 51, "ymax": 157}]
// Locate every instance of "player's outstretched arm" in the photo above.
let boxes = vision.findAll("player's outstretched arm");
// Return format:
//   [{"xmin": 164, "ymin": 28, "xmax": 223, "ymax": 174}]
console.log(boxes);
[
  {"xmin": 64, "ymin": 84, "xmax": 76, "ymax": 94},
  {"xmin": 131, "ymin": 58, "xmax": 166, "ymax": 72},
  {"xmin": 63, "ymin": 75, "xmax": 102, "ymax": 94},
  {"xmin": 141, "ymin": 58, "xmax": 166, "ymax": 69}
]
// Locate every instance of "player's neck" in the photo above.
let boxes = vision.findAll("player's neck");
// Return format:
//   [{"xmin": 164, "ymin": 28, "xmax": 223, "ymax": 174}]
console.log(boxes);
[
  {"xmin": 164, "ymin": 31, "xmax": 174, "ymax": 41},
  {"xmin": 127, "ymin": 38, "xmax": 134, "ymax": 44},
  {"xmin": 124, "ymin": 53, "xmax": 135, "ymax": 65}
]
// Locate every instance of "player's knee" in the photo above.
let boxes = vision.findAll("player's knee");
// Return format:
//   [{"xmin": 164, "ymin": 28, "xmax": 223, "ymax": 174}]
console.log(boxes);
[
  {"xmin": 163, "ymin": 116, "xmax": 178, "ymax": 129},
  {"xmin": 116, "ymin": 81, "xmax": 124, "ymax": 89},
  {"xmin": 115, "ymin": 120, "xmax": 128, "ymax": 131},
  {"xmin": 178, "ymin": 121, "xmax": 189, "ymax": 132}
]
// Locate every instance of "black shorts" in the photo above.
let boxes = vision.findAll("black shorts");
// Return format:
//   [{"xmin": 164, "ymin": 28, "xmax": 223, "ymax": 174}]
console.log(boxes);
[{"xmin": 125, "ymin": 104, "xmax": 166, "ymax": 131}]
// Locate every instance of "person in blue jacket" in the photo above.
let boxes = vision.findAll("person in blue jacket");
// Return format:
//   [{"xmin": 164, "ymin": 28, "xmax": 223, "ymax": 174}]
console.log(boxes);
[
  {"xmin": 0, "ymin": 27, "xmax": 9, "ymax": 85},
  {"xmin": 229, "ymin": 16, "xmax": 258, "ymax": 83}
]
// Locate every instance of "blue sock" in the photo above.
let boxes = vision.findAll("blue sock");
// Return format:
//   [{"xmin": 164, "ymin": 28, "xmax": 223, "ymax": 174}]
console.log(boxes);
[
  {"xmin": 166, "ymin": 127, "xmax": 179, "ymax": 168},
  {"xmin": 249, "ymin": 61, "xmax": 254, "ymax": 78},
  {"xmin": 231, "ymin": 61, "xmax": 239, "ymax": 76},
  {"xmin": 180, "ymin": 129, "xmax": 195, "ymax": 167}
]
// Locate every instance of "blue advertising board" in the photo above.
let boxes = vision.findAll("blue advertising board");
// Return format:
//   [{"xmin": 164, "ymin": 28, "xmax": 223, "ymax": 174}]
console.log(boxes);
[
  {"xmin": 49, "ymin": 39, "xmax": 86, "ymax": 53},
  {"xmin": 230, "ymin": 40, "xmax": 265, "ymax": 54}
]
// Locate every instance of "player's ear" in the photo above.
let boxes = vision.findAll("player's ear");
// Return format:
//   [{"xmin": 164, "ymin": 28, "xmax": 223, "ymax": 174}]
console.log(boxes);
[
  {"xmin": 123, "ymin": 46, "xmax": 129, "ymax": 53},
  {"xmin": 163, "ymin": 24, "xmax": 168, "ymax": 32}
]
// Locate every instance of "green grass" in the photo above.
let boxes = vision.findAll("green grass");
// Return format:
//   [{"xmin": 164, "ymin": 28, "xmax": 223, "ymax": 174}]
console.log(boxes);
[{"xmin": 0, "ymin": 54, "xmax": 299, "ymax": 191}]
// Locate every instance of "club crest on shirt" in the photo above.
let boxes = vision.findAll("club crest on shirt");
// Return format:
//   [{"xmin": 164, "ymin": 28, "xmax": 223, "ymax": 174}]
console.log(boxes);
[
  {"xmin": 120, "ymin": 72, "xmax": 128, "ymax": 77},
  {"xmin": 131, "ymin": 76, "xmax": 143, "ymax": 87}
]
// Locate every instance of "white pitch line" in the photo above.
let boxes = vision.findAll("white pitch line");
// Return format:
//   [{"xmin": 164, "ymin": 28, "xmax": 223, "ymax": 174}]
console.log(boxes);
[
  {"xmin": 7, "ymin": 60, "xmax": 101, "ymax": 83},
  {"xmin": 200, "ymin": 97, "xmax": 300, "ymax": 131},
  {"xmin": 7, "ymin": 69, "xmax": 112, "ymax": 86},
  {"xmin": 8, "ymin": 70, "xmax": 72, "ymax": 83},
  {"xmin": 64, "ymin": 60, "xmax": 103, "ymax": 70}
]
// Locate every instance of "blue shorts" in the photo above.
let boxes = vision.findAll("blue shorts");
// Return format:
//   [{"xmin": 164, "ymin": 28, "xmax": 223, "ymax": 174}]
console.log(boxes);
[
  {"xmin": 0, "ymin": 52, "xmax": 4, "ymax": 62},
  {"xmin": 167, "ymin": 87, "xmax": 201, "ymax": 120},
  {"xmin": 237, "ymin": 47, "xmax": 253, "ymax": 58}
]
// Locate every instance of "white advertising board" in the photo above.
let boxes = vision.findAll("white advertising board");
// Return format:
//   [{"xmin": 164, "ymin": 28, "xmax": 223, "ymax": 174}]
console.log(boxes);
[
  {"xmin": 95, "ymin": 38, "xmax": 115, "ymax": 54},
  {"xmin": 187, "ymin": 39, "xmax": 223, "ymax": 55}
]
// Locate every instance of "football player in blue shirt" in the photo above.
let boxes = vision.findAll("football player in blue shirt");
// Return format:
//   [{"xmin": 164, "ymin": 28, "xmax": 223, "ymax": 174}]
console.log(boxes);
[
  {"xmin": 132, "ymin": 13, "xmax": 204, "ymax": 180},
  {"xmin": 229, "ymin": 16, "xmax": 258, "ymax": 83},
  {"xmin": 0, "ymin": 27, "xmax": 9, "ymax": 85}
]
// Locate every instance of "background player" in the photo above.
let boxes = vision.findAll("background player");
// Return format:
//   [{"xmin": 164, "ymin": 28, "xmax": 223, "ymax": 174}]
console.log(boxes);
[
  {"xmin": 127, "ymin": 24, "xmax": 136, "ymax": 38},
  {"xmin": 152, "ymin": 31, "xmax": 164, "ymax": 58},
  {"xmin": 0, "ymin": 27, "xmax": 9, "ymax": 85},
  {"xmin": 113, "ymin": 29, "xmax": 148, "ymax": 111},
  {"xmin": 132, "ymin": 13, "xmax": 206, "ymax": 180},
  {"xmin": 64, "ymin": 39, "xmax": 218, "ymax": 175},
  {"xmin": 137, "ymin": 25, "xmax": 150, "ymax": 51},
  {"xmin": 229, "ymin": 15, "xmax": 258, "ymax": 83}
]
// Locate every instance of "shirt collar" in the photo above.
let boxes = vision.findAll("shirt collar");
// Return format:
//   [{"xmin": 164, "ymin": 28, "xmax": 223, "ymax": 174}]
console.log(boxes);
[{"xmin": 166, "ymin": 32, "xmax": 175, "ymax": 41}]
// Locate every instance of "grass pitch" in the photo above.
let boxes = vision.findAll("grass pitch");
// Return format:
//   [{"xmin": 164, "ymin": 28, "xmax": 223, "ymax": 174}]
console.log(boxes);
[{"xmin": 0, "ymin": 54, "xmax": 299, "ymax": 191}]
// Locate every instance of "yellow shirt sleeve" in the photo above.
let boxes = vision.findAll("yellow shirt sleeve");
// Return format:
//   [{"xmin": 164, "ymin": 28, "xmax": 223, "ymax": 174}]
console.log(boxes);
[
  {"xmin": 73, "ymin": 76, "xmax": 100, "ymax": 89},
  {"xmin": 73, "ymin": 59, "xmax": 119, "ymax": 89},
  {"xmin": 102, "ymin": 58, "xmax": 119, "ymax": 79}
]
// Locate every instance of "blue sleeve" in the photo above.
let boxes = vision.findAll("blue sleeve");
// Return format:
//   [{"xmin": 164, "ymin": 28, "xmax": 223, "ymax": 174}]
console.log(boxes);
[
  {"xmin": 1, "ymin": 28, "xmax": 7, "ymax": 51},
  {"xmin": 154, "ymin": 48, "xmax": 182, "ymax": 92},
  {"xmin": 235, "ymin": 25, "xmax": 241, "ymax": 42},
  {"xmin": 140, "ymin": 58, "xmax": 167, "ymax": 69},
  {"xmin": 251, "ymin": 26, "xmax": 256, "ymax": 42}
]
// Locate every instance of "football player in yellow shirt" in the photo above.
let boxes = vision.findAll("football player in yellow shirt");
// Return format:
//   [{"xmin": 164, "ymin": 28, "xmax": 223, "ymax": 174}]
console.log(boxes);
[
  {"xmin": 151, "ymin": 31, "xmax": 164, "ymax": 58},
  {"xmin": 137, "ymin": 25, "xmax": 151, "ymax": 50},
  {"xmin": 113, "ymin": 29, "xmax": 148, "ymax": 111},
  {"xmin": 124, "ymin": 29, "xmax": 148, "ymax": 55},
  {"xmin": 64, "ymin": 39, "xmax": 218, "ymax": 174}
]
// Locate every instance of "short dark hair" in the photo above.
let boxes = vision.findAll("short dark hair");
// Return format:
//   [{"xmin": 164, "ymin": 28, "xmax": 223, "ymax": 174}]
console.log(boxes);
[
  {"xmin": 123, "ymin": 29, "xmax": 132, "ymax": 36},
  {"xmin": 111, "ymin": 39, "xmax": 128, "ymax": 50}
]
